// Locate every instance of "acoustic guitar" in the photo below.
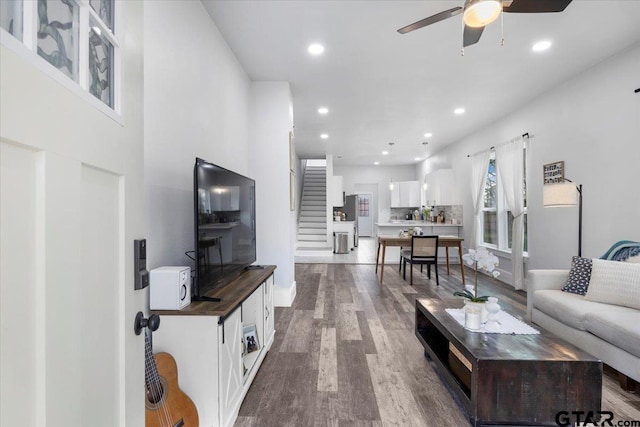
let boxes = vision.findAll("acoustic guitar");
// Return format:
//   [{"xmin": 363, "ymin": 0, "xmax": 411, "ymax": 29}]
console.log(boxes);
[{"xmin": 145, "ymin": 330, "xmax": 199, "ymax": 427}]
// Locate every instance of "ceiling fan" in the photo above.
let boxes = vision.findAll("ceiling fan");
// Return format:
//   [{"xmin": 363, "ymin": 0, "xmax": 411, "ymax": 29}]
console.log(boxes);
[{"xmin": 398, "ymin": 0, "xmax": 573, "ymax": 48}]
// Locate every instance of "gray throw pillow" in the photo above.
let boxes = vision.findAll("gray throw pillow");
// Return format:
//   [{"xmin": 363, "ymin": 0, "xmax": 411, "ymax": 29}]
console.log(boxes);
[{"xmin": 561, "ymin": 256, "xmax": 592, "ymax": 295}]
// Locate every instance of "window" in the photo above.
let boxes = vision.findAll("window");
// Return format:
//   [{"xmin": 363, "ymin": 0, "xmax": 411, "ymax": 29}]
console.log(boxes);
[
  {"xmin": 1, "ymin": 0, "xmax": 119, "ymax": 111},
  {"xmin": 0, "ymin": 1, "xmax": 23, "ymax": 40},
  {"xmin": 481, "ymin": 150, "xmax": 528, "ymax": 253},
  {"xmin": 482, "ymin": 157, "xmax": 498, "ymax": 245}
]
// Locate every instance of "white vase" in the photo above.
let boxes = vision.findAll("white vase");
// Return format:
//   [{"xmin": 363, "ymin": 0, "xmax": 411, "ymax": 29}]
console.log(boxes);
[
  {"xmin": 465, "ymin": 300, "xmax": 487, "ymax": 324},
  {"xmin": 464, "ymin": 300, "xmax": 487, "ymax": 329}
]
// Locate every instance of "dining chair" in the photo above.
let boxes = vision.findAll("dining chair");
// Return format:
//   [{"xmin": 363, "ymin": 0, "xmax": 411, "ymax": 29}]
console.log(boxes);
[{"xmin": 401, "ymin": 235, "xmax": 439, "ymax": 286}]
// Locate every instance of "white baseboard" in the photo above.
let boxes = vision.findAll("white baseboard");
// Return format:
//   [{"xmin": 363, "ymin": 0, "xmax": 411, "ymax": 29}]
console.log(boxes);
[{"xmin": 274, "ymin": 281, "xmax": 297, "ymax": 307}]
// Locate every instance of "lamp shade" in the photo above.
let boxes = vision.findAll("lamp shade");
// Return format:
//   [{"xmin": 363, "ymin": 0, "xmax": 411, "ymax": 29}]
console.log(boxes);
[
  {"xmin": 543, "ymin": 182, "xmax": 577, "ymax": 207},
  {"xmin": 463, "ymin": 0, "xmax": 502, "ymax": 28}
]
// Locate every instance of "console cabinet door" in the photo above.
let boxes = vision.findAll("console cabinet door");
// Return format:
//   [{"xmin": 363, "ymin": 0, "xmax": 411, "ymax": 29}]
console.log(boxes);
[
  {"xmin": 264, "ymin": 275, "xmax": 275, "ymax": 347},
  {"xmin": 218, "ymin": 308, "xmax": 243, "ymax": 427}
]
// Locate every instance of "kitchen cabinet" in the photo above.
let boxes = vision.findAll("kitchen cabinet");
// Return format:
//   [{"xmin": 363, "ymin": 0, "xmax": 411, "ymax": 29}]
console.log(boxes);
[
  {"xmin": 424, "ymin": 169, "xmax": 458, "ymax": 206},
  {"xmin": 210, "ymin": 186, "xmax": 240, "ymax": 211},
  {"xmin": 390, "ymin": 180, "xmax": 421, "ymax": 207},
  {"xmin": 331, "ymin": 175, "xmax": 344, "ymax": 207}
]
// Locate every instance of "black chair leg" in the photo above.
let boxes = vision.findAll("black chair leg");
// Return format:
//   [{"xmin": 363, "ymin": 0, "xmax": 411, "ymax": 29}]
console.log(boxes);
[
  {"xmin": 410, "ymin": 261, "xmax": 414, "ymax": 286},
  {"xmin": 402, "ymin": 259, "xmax": 406, "ymax": 280},
  {"xmin": 435, "ymin": 263, "xmax": 439, "ymax": 286},
  {"xmin": 399, "ymin": 247, "xmax": 403, "ymax": 272},
  {"xmin": 427, "ymin": 264, "xmax": 431, "ymax": 279}
]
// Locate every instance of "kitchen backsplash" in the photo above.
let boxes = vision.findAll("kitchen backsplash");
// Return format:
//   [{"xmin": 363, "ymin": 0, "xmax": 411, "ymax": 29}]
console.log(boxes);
[{"xmin": 390, "ymin": 205, "xmax": 463, "ymax": 224}]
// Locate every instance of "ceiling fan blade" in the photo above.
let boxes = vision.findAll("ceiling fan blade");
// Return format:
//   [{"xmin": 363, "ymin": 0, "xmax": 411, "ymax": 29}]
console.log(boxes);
[
  {"xmin": 463, "ymin": 25, "xmax": 484, "ymax": 47},
  {"xmin": 503, "ymin": 0, "xmax": 573, "ymax": 13},
  {"xmin": 397, "ymin": 7, "xmax": 463, "ymax": 34}
]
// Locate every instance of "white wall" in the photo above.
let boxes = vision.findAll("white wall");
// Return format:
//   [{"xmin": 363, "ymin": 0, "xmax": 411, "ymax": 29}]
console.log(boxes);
[
  {"xmin": 334, "ymin": 165, "xmax": 417, "ymax": 223},
  {"xmin": 250, "ymin": 82, "xmax": 297, "ymax": 305},
  {"xmin": 144, "ymin": 1, "xmax": 252, "ymax": 270},
  {"xmin": 144, "ymin": 2, "xmax": 295, "ymax": 304},
  {"xmin": 418, "ymin": 42, "xmax": 640, "ymax": 283}
]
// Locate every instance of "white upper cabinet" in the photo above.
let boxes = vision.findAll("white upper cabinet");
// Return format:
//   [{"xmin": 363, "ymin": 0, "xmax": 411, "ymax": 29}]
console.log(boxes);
[
  {"xmin": 423, "ymin": 169, "xmax": 458, "ymax": 206},
  {"xmin": 390, "ymin": 180, "xmax": 421, "ymax": 207}
]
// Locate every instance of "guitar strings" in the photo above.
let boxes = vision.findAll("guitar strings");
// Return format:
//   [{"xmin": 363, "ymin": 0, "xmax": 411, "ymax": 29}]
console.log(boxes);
[{"xmin": 146, "ymin": 330, "xmax": 173, "ymax": 427}]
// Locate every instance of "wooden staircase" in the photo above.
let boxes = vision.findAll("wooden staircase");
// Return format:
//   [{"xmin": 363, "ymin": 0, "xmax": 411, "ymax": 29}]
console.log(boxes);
[{"xmin": 296, "ymin": 165, "xmax": 332, "ymax": 256}]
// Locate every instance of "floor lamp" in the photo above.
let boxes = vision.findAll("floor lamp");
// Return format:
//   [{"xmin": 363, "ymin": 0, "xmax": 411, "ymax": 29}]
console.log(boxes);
[{"xmin": 543, "ymin": 179, "xmax": 583, "ymax": 256}]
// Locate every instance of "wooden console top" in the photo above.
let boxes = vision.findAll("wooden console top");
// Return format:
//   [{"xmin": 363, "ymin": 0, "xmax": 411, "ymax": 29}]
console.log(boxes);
[{"xmin": 151, "ymin": 265, "xmax": 276, "ymax": 318}]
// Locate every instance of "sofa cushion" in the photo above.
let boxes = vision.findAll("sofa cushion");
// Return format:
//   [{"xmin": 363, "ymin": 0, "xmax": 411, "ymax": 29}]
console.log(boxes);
[
  {"xmin": 585, "ymin": 258, "xmax": 640, "ymax": 310},
  {"xmin": 584, "ymin": 310, "xmax": 640, "ymax": 358},
  {"xmin": 532, "ymin": 290, "xmax": 628, "ymax": 331},
  {"xmin": 561, "ymin": 256, "xmax": 592, "ymax": 295}
]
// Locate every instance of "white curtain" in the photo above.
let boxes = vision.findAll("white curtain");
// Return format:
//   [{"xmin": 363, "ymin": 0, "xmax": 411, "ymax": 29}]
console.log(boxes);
[
  {"xmin": 495, "ymin": 138, "xmax": 526, "ymax": 290},
  {"xmin": 470, "ymin": 151, "xmax": 492, "ymax": 250}
]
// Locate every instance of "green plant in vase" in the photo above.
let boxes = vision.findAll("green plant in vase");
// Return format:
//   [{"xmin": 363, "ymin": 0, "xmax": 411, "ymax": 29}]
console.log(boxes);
[{"xmin": 453, "ymin": 247, "xmax": 500, "ymax": 302}]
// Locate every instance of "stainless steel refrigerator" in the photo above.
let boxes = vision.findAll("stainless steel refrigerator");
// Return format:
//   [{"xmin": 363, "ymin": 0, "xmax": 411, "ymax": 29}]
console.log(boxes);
[{"xmin": 343, "ymin": 195, "xmax": 359, "ymax": 247}]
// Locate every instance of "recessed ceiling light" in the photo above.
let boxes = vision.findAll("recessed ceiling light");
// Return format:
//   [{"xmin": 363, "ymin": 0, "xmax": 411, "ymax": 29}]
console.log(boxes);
[
  {"xmin": 454, "ymin": 107, "xmax": 466, "ymax": 115},
  {"xmin": 320, "ymin": 133, "xmax": 329, "ymax": 139},
  {"xmin": 374, "ymin": 161, "xmax": 380, "ymax": 165},
  {"xmin": 317, "ymin": 107, "xmax": 329, "ymax": 114},
  {"xmin": 308, "ymin": 44, "xmax": 324, "ymax": 55},
  {"xmin": 424, "ymin": 133, "xmax": 433, "ymax": 138},
  {"xmin": 382, "ymin": 150, "xmax": 389, "ymax": 155},
  {"xmin": 532, "ymin": 40, "xmax": 552, "ymax": 52},
  {"xmin": 414, "ymin": 157, "xmax": 422, "ymax": 161}
]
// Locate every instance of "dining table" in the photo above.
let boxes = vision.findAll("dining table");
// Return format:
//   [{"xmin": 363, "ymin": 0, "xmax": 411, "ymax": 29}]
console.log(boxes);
[{"xmin": 375, "ymin": 235, "xmax": 465, "ymax": 284}]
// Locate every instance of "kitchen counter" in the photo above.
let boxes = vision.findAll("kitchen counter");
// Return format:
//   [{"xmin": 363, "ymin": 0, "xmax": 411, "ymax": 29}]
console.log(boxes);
[{"xmin": 375, "ymin": 221, "xmax": 461, "ymax": 227}]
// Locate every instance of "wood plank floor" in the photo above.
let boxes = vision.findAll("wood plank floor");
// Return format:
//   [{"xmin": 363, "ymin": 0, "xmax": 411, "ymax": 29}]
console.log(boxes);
[{"xmin": 236, "ymin": 263, "xmax": 640, "ymax": 426}]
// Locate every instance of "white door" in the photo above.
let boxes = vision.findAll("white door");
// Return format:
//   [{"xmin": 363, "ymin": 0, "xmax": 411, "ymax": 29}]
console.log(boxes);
[
  {"xmin": 0, "ymin": 2, "xmax": 145, "ymax": 425},
  {"xmin": 357, "ymin": 193, "xmax": 373, "ymax": 237}
]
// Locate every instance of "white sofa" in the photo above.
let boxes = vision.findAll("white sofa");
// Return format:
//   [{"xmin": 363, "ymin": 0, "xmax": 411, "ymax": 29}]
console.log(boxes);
[{"xmin": 527, "ymin": 269, "xmax": 640, "ymax": 384}]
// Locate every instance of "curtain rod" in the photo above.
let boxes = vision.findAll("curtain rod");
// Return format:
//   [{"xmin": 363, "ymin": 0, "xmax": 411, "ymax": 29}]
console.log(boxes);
[{"xmin": 466, "ymin": 133, "xmax": 533, "ymax": 158}]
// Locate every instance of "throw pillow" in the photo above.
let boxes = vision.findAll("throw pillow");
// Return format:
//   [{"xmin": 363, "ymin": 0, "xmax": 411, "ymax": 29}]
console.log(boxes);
[
  {"xmin": 585, "ymin": 258, "xmax": 640, "ymax": 310},
  {"xmin": 627, "ymin": 254, "xmax": 640, "ymax": 264},
  {"xmin": 561, "ymin": 256, "xmax": 593, "ymax": 295}
]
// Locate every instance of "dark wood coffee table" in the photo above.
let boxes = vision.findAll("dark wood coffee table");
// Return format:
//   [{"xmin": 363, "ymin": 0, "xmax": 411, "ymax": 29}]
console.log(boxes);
[{"xmin": 415, "ymin": 298, "xmax": 602, "ymax": 426}]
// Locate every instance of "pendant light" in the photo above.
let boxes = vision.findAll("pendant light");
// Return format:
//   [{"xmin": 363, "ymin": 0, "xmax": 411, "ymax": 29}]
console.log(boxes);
[
  {"xmin": 388, "ymin": 142, "xmax": 395, "ymax": 190},
  {"xmin": 422, "ymin": 142, "xmax": 429, "ymax": 190}
]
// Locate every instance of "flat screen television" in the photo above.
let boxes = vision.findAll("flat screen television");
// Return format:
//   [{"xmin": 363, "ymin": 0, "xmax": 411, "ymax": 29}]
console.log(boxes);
[{"xmin": 193, "ymin": 158, "xmax": 256, "ymax": 300}]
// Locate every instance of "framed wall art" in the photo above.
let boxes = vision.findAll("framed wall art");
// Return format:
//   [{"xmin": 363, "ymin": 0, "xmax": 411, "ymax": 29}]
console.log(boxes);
[{"xmin": 543, "ymin": 161, "xmax": 564, "ymax": 184}]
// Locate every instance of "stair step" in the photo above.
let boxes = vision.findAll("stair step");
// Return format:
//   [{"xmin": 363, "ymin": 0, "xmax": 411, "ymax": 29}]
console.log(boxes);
[
  {"xmin": 301, "ymin": 204, "xmax": 325, "ymax": 210},
  {"xmin": 300, "ymin": 211, "xmax": 327, "ymax": 220},
  {"xmin": 300, "ymin": 213, "xmax": 326, "ymax": 219},
  {"xmin": 301, "ymin": 200, "xmax": 325, "ymax": 206},
  {"xmin": 296, "ymin": 241, "xmax": 331, "ymax": 248},
  {"xmin": 299, "ymin": 228, "xmax": 327, "ymax": 235},
  {"xmin": 304, "ymin": 196, "xmax": 327, "ymax": 202},
  {"xmin": 295, "ymin": 246, "xmax": 333, "ymax": 256},
  {"xmin": 297, "ymin": 234, "xmax": 328, "ymax": 241},
  {"xmin": 298, "ymin": 222, "xmax": 327, "ymax": 229}
]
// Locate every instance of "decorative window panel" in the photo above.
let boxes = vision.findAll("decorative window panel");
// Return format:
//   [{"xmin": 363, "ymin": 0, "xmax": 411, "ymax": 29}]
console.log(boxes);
[
  {"xmin": 90, "ymin": 0, "xmax": 113, "ymax": 30},
  {"xmin": 89, "ymin": 21, "xmax": 113, "ymax": 107},
  {"xmin": 0, "ymin": 0, "xmax": 23, "ymax": 41},
  {"xmin": 37, "ymin": 0, "xmax": 79, "ymax": 81}
]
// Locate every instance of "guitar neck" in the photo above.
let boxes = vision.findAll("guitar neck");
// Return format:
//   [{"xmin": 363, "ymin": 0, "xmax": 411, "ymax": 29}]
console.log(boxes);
[{"xmin": 144, "ymin": 331, "xmax": 161, "ymax": 394}]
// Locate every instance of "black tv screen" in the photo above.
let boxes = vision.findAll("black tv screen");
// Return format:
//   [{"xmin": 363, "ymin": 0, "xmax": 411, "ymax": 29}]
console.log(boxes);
[{"xmin": 193, "ymin": 158, "xmax": 256, "ymax": 297}]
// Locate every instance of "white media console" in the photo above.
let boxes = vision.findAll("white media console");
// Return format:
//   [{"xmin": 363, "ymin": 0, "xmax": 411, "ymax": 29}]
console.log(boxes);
[{"xmin": 151, "ymin": 266, "xmax": 276, "ymax": 427}]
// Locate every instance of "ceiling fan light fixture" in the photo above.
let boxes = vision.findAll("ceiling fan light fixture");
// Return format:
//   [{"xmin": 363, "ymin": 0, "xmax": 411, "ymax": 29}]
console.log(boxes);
[{"xmin": 463, "ymin": 0, "xmax": 502, "ymax": 28}]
